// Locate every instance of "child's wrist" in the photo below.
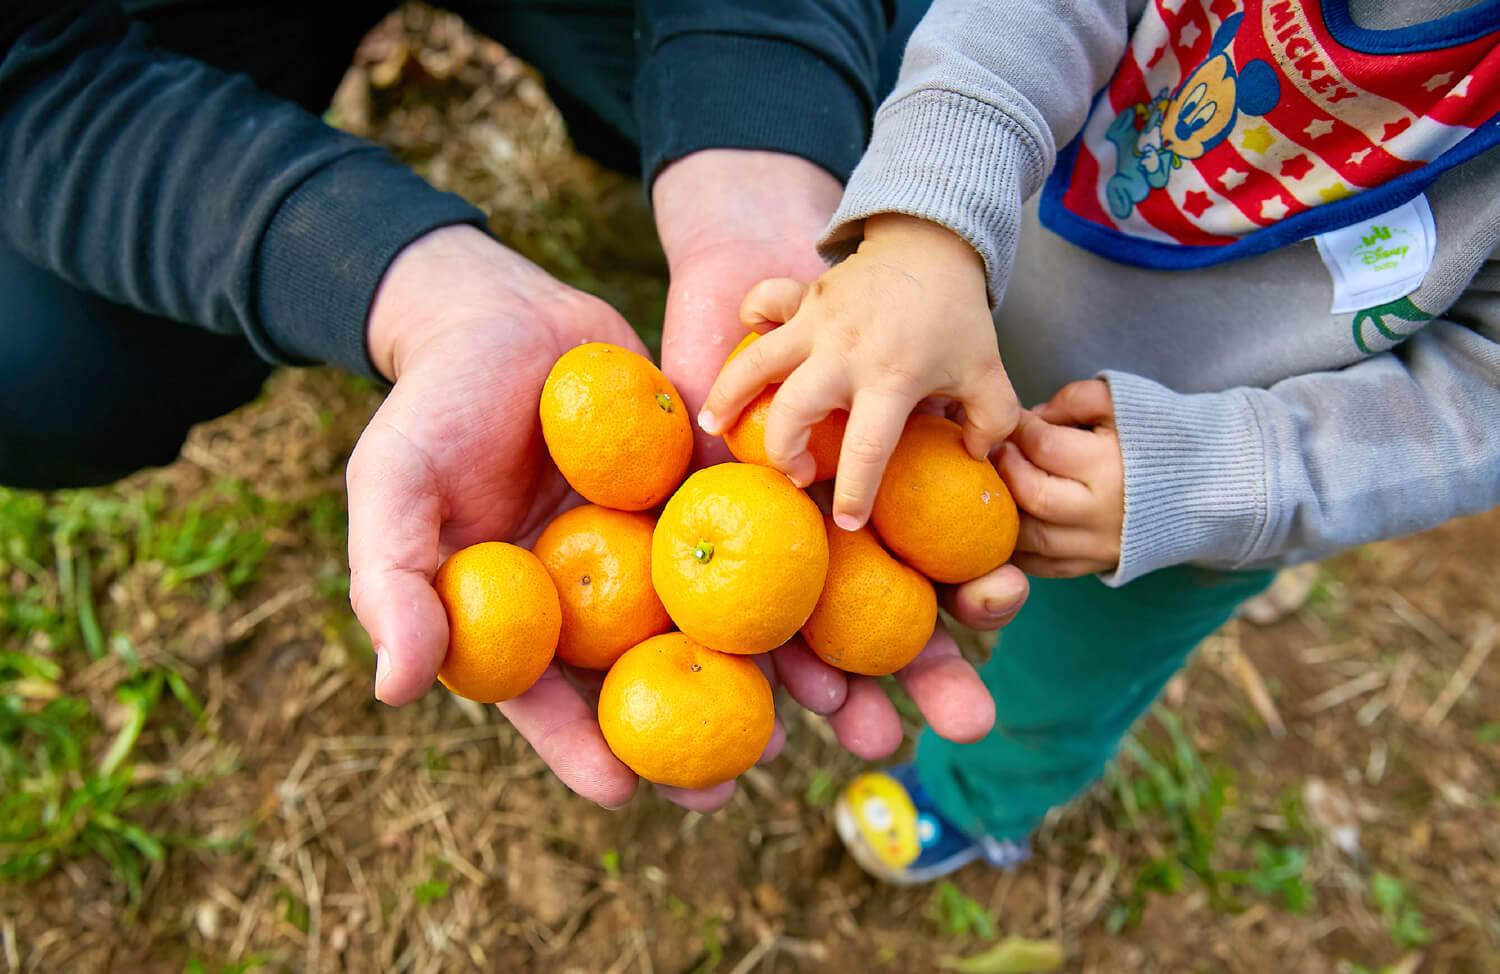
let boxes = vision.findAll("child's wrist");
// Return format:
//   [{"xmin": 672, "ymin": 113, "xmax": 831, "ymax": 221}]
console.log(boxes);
[{"xmin": 859, "ymin": 213, "xmax": 985, "ymax": 279}]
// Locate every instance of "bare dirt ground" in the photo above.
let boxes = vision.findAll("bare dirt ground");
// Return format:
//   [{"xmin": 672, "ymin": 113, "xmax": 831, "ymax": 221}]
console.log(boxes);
[{"xmin": 2, "ymin": 7, "xmax": 1496, "ymax": 973}]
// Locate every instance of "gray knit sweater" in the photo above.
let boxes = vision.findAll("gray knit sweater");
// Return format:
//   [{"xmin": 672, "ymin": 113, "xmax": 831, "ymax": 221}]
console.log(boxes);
[{"xmin": 821, "ymin": 0, "xmax": 1500, "ymax": 586}]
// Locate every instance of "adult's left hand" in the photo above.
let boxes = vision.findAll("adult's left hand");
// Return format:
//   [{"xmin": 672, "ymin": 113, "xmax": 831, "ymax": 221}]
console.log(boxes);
[{"xmin": 653, "ymin": 149, "xmax": 842, "ymax": 465}]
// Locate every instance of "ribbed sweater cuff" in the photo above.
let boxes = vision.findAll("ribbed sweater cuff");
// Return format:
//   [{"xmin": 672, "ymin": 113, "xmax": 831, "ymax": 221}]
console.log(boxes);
[
  {"xmin": 1100, "ymin": 371, "xmax": 1273, "ymax": 587},
  {"xmin": 636, "ymin": 33, "xmax": 869, "ymax": 184},
  {"xmin": 817, "ymin": 88, "xmax": 1037, "ymax": 303},
  {"xmin": 254, "ymin": 150, "xmax": 488, "ymax": 376}
]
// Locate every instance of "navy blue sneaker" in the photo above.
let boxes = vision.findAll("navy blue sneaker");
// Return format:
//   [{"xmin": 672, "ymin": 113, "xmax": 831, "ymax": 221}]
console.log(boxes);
[{"xmin": 833, "ymin": 763, "xmax": 1030, "ymax": 884}]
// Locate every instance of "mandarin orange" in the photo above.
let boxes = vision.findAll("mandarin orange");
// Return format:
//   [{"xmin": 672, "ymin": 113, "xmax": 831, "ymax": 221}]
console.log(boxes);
[
  {"xmin": 651, "ymin": 462, "xmax": 828, "ymax": 654},
  {"xmin": 540, "ymin": 343, "xmax": 692, "ymax": 511},
  {"xmin": 720, "ymin": 332, "xmax": 848, "ymax": 483},
  {"xmin": 802, "ymin": 517, "xmax": 937, "ymax": 676},
  {"xmin": 597, "ymin": 632, "xmax": 774, "ymax": 789},
  {"xmin": 432, "ymin": 541, "xmax": 559, "ymax": 703},
  {"xmin": 531, "ymin": 504, "xmax": 673, "ymax": 670},
  {"xmin": 869, "ymin": 413, "xmax": 1018, "ymax": 584}
]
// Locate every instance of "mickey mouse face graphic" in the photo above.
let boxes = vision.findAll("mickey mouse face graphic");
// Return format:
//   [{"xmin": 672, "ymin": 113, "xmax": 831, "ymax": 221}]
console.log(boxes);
[{"xmin": 1162, "ymin": 15, "xmax": 1281, "ymax": 161}]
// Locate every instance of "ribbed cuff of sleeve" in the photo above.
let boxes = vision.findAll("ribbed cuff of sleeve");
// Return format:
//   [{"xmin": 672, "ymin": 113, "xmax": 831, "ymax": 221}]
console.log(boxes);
[
  {"xmin": 817, "ymin": 88, "xmax": 1040, "ymax": 304},
  {"xmin": 635, "ymin": 33, "xmax": 870, "ymax": 184},
  {"xmin": 254, "ymin": 150, "xmax": 488, "ymax": 376},
  {"xmin": 1100, "ymin": 371, "xmax": 1275, "ymax": 588}
]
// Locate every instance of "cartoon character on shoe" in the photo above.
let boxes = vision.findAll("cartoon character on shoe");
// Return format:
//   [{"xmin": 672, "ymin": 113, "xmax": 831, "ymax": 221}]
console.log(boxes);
[
  {"xmin": 834, "ymin": 766, "xmax": 1030, "ymax": 885},
  {"xmin": 1105, "ymin": 12, "xmax": 1280, "ymax": 219}
]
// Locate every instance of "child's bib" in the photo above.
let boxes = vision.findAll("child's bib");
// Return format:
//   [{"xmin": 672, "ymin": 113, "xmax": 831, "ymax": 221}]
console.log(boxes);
[{"xmin": 1038, "ymin": 0, "xmax": 1500, "ymax": 268}]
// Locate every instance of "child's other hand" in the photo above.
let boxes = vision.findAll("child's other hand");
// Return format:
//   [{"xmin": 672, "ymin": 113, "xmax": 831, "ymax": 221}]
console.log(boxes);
[
  {"xmin": 997, "ymin": 380, "xmax": 1124, "ymax": 578},
  {"xmin": 698, "ymin": 213, "xmax": 1019, "ymax": 531}
]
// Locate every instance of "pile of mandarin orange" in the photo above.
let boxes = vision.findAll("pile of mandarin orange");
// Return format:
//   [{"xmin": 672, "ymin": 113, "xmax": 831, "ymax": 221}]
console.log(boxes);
[{"xmin": 431, "ymin": 339, "xmax": 1018, "ymax": 789}]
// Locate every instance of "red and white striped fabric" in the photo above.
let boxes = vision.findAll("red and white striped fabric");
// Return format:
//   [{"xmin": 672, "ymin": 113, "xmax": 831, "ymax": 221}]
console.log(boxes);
[{"xmin": 1040, "ymin": 0, "xmax": 1500, "ymax": 267}]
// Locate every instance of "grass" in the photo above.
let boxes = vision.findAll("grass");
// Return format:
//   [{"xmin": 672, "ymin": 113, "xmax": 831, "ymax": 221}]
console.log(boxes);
[
  {"xmin": 0, "ymin": 657, "xmax": 233, "ymax": 903},
  {"xmin": 276, "ymin": 887, "xmax": 311, "ymax": 934},
  {"xmin": 1370, "ymin": 872, "xmax": 1430, "ymax": 949},
  {"xmin": 1, "ymin": 478, "xmax": 347, "ymax": 902},
  {"xmin": 927, "ymin": 884, "xmax": 1066, "ymax": 973},
  {"xmin": 1243, "ymin": 841, "xmax": 1315, "ymax": 912},
  {"xmin": 413, "ymin": 878, "xmax": 450, "ymax": 906},
  {"xmin": 929, "ymin": 881, "xmax": 998, "ymax": 940},
  {"xmin": 806, "ymin": 768, "xmax": 838, "ymax": 805},
  {"xmin": 1104, "ymin": 706, "xmax": 1319, "ymax": 930},
  {"xmin": 689, "ymin": 916, "xmax": 726, "ymax": 974},
  {"xmin": 184, "ymin": 953, "xmax": 271, "ymax": 974}
]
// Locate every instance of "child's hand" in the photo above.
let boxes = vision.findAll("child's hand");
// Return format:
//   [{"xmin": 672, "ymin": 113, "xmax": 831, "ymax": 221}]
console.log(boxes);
[
  {"xmin": 698, "ymin": 213, "xmax": 1019, "ymax": 531},
  {"xmin": 997, "ymin": 380, "xmax": 1125, "ymax": 577}
]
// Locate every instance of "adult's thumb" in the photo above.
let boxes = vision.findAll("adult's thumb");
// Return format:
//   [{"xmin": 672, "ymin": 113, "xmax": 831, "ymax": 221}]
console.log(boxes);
[{"xmin": 346, "ymin": 417, "xmax": 450, "ymax": 705}]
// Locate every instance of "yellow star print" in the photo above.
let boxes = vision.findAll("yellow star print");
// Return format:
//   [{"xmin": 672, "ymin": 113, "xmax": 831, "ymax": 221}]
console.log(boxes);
[
  {"xmin": 1241, "ymin": 124, "xmax": 1274, "ymax": 154},
  {"xmin": 1320, "ymin": 182, "xmax": 1352, "ymax": 203}
]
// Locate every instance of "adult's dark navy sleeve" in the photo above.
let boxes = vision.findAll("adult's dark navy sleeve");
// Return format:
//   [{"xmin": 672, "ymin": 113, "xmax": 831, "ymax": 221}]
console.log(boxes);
[
  {"xmin": 634, "ymin": 0, "xmax": 890, "ymax": 183},
  {"xmin": 0, "ymin": 2, "xmax": 487, "ymax": 376}
]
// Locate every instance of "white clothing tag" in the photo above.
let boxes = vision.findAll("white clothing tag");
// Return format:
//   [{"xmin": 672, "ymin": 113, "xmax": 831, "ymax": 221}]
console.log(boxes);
[{"xmin": 1314, "ymin": 195, "xmax": 1436, "ymax": 315}]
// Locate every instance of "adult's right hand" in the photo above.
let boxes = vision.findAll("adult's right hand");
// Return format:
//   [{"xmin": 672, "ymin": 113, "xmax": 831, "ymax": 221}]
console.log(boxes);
[
  {"xmin": 347, "ymin": 225, "xmax": 656, "ymax": 809},
  {"xmin": 769, "ymin": 547, "xmax": 1029, "ymax": 761}
]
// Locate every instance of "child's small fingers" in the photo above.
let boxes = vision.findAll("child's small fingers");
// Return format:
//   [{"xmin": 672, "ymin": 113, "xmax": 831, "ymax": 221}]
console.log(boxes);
[
  {"xmin": 958, "ymin": 366, "xmax": 1020, "ymax": 459},
  {"xmin": 1014, "ymin": 516, "xmax": 1115, "ymax": 562},
  {"xmin": 1035, "ymin": 379, "xmax": 1113, "ymax": 427},
  {"xmin": 830, "ymin": 389, "xmax": 915, "ymax": 531},
  {"xmin": 739, "ymin": 278, "xmax": 811, "ymax": 331},
  {"xmin": 1007, "ymin": 552, "xmax": 1113, "ymax": 579},
  {"xmin": 762, "ymin": 363, "xmax": 849, "ymax": 487},
  {"xmin": 995, "ymin": 442, "xmax": 1093, "ymax": 525},
  {"xmin": 698, "ymin": 328, "xmax": 806, "ymax": 436},
  {"xmin": 1011, "ymin": 411, "xmax": 1101, "ymax": 482}
]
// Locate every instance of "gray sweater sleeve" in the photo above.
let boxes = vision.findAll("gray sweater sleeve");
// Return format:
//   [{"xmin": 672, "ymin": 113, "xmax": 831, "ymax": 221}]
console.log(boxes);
[
  {"xmin": 1101, "ymin": 274, "xmax": 1500, "ymax": 585},
  {"xmin": 818, "ymin": 0, "xmax": 1127, "ymax": 303}
]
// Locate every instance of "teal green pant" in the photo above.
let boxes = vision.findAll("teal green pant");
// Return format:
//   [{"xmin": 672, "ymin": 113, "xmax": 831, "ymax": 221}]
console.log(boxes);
[{"xmin": 916, "ymin": 566, "xmax": 1275, "ymax": 840}]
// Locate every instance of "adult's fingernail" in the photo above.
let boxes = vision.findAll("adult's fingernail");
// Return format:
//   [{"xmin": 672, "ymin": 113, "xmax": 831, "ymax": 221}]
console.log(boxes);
[
  {"xmin": 983, "ymin": 585, "xmax": 1025, "ymax": 618},
  {"xmin": 833, "ymin": 512, "xmax": 860, "ymax": 532},
  {"xmin": 374, "ymin": 646, "xmax": 392, "ymax": 701},
  {"xmin": 697, "ymin": 409, "xmax": 721, "ymax": 435}
]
